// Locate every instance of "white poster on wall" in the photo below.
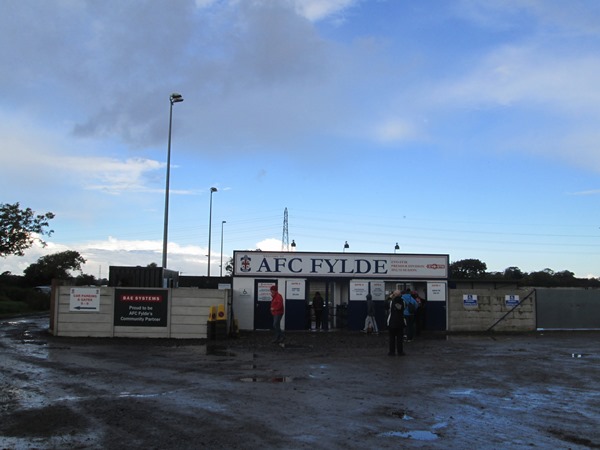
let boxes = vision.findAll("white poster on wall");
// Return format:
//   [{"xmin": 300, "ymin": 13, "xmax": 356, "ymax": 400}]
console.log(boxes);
[
  {"xmin": 257, "ymin": 282, "xmax": 273, "ymax": 302},
  {"xmin": 463, "ymin": 294, "xmax": 478, "ymax": 309},
  {"xmin": 286, "ymin": 280, "xmax": 305, "ymax": 300},
  {"xmin": 505, "ymin": 295, "xmax": 520, "ymax": 307},
  {"xmin": 427, "ymin": 282, "xmax": 446, "ymax": 302},
  {"xmin": 350, "ymin": 280, "xmax": 369, "ymax": 301},
  {"xmin": 69, "ymin": 287, "xmax": 100, "ymax": 312},
  {"xmin": 370, "ymin": 281, "xmax": 386, "ymax": 300}
]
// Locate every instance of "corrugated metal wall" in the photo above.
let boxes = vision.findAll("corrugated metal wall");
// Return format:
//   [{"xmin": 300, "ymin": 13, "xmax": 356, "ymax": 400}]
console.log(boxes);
[{"xmin": 536, "ymin": 288, "xmax": 600, "ymax": 330}]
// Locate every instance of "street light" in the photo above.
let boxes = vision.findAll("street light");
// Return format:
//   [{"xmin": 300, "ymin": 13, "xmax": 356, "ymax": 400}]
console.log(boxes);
[
  {"xmin": 162, "ymin": 92, "xmax": 184, "ymax": 268},
  {"xmin": 343, "ymin": 241, "xmax": 349, "ymax": 252},
  {"xmin": 207, "ymin": 187, "xmax": 218, "ymax": 276},
  {"xmin": 394, "ymin": 242, "xmax": 400, "ymax": 253},
  {"xmin": 220, "ymin": 220, "xmax": 226, "ymax": 277}
]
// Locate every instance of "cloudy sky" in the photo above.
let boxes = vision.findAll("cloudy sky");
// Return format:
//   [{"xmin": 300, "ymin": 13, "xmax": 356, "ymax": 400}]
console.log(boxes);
[{"xmin": 1, "ymin": 0, "xmax": 599, "ymax": 279}]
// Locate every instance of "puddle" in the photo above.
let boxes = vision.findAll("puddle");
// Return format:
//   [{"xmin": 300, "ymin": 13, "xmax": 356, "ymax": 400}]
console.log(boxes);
[
  {"xmin": 240, "ymin": 364, "xmax": 258, "ymax": 369},
  {"xmin": 22, "ymin": 339, "xmax": 47, "ymax": 346},
  {"xmin": 391, "ymin": 410, "xmax": 413, "ymax": 420},
  {"xmin": 203, "ymin": 344, "xmax": 236, "ymax": 356},
  {"xmin": 239, "ymin": 377, "xmax": 293, "ymax": 383},
  {"xmin": 449, "ymin": 389, "xmax": 473, "ymax": 396},
  {"xmin": 206, "ymin": 347, "xmax": 237, "ymax": 357},
  {"xmin": 379, "ymin": 430, "xmax": 438, "ymax": 441}
]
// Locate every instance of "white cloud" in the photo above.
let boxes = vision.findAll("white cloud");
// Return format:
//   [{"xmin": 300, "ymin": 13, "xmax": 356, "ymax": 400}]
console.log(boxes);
[
  {"xmin": 436, "ymin": 44, "xmax": 600, "ymax": 111},
  {"xmin": 255, "ymin": 238, "xmax": 283, "ymax": 251},
  {"xmin": 292, "ymin": 0, "xmax": 359, "ymax": 22},
  {"xmin": 372, "ymin": 117, "xmax": 418, "ymax": 144},
  {"xmin": 456, "ymin": 0, "xmax": 600, "ymax": 35}
]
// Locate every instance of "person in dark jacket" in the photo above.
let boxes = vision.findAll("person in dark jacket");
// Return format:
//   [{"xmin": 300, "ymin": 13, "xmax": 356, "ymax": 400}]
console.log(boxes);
[
  {"xmin": 387, "ymin": 290, "xmax": 405, "ymax": 356},
  {"xmin": 312, "ymin": 292, "xmax": 324, "ymax": 330}
]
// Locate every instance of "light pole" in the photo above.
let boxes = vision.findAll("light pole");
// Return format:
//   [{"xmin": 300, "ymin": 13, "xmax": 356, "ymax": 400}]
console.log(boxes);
[
  {"xmin": 343, "ymin": 241, "xmax": 349, "ymax": 252},
  {"xmin": 220, "ymin": 220, "xmax": 226, "ymax": 277},
  {"xmin": 162, "ymin": 92, "xmax": 184, "ymax": 269},
  {"xmin": 207, "ymin": 187, "xmax": 218, "ymax": 276}
]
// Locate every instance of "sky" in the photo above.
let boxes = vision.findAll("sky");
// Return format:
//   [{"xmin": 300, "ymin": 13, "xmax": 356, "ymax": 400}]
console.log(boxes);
[{"xmin": 1, "ymin": 0, "xmax": 600, "ymax": 280}]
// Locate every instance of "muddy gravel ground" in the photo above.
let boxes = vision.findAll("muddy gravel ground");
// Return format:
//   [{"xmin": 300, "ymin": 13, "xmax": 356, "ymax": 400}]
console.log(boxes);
[{"xmin": 1, "ymin": 314, "xmax": 599, "ymax": 450}]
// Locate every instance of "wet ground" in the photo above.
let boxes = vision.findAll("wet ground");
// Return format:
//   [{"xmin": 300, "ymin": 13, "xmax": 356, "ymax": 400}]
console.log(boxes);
[{"xmin": 1, "ymin": 314, "xmax": 599, "ymax": 449}]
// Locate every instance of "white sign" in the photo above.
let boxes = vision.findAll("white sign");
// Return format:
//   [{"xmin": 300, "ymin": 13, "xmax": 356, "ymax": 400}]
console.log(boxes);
[
  {"xmin": 350, "ymin": 281, "xmax": 369, "ymax": 301},
  {"xmin": 505, "ymin": 295, "xmax": 520, "ymax": 307},
  {"xmin": 234, "ymin": 251, "xmax": 449, "ymax": 279},
  {"xmin": 70, "ymin": 287, "xmax": 100, "ymax": 312},
  {"xmin": 427, "ymin": 282, "xmax": 446, "ymax": 302},
  {"xmin": 257, "ymin": 282, "xmax": 274, "ymax": 302},
  {"xmin": 370, "ymin": 281, "xmax": 386, "ymax": 300},
  {"xmin": 286, "ymin": 280, "xmax": 306, "ymax": 300},
  {"xmin": 463, "ymin": 294, "xmax": 478, "ymax": 309}
]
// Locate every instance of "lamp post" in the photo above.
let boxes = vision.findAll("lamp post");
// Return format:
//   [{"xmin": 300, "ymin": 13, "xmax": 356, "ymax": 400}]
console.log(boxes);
[
  {"xmin": 394, "ymin": 242, "xmax": 400, "ymax": 253},
  {"xmin": 162, "ymin": 93, "xmax": 184, "ymax": 269},
  {"xmin": 207, "ymin": 187, "xmax": 218, "ymax": 276},
  {"xmin": 220, "ymin": 220, "xmax": 226, "ymax": 277},
  {"xmin": 343, "ymin": 241, "xmax": 349, "ymax": 252}
]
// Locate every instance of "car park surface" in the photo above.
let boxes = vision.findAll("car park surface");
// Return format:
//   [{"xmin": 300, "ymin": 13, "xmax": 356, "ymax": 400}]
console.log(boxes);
[{"xmin": 1, "ymin": 314, "xmax": 599, "ymax": 449}]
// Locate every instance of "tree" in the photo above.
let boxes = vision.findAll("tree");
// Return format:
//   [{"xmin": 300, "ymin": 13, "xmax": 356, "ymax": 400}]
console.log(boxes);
[
  {"xmin": 525, "ymin": 268, "xmax": 555, "ymax": 287},
  {"xmin": 23, "ymin": 250, "xmax": 86, "ymax": 286},
  {"xmin": 504, "ymin": 266, "xmax": 525, "ymax": 280},
  {"xmin": 74, "ymin": 273, "xmax": 97, "ymax": 286},
  {"xmin": 0, "ymin": 202, "xmax": 55, "ymax": 257},
  {"xmin": 449, "ymin": 258, "xmax": 487, "ymax": 279},
  {"xmin": 225, "ymin": 257, "xmax": 234, "ymax": 276}
]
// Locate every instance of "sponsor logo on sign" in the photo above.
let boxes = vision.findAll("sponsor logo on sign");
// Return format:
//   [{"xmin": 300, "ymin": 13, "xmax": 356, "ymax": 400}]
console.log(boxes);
[{"xmin": 426, "ymin": 264, "xmax": 446, "ymax": 270}]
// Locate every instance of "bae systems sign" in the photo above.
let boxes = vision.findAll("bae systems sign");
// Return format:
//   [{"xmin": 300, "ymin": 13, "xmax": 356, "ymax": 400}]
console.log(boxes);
[{"xmin": 233, "ymin": 251, "xmax": 449, "ymax": 279}]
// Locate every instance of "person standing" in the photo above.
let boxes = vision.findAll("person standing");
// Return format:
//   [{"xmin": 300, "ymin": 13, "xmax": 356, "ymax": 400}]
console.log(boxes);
[
  {"xmin": 402, "ymin": 289, "xmax": 418, "ymax": 342},
  {"xmin": 362, "ymin": 293, "xmax": 379, "ymax": 334},
  {"xmin": 270, "ymin": 285, "xmax": 285, "ymax": 343},
  {"xmin": 312, "ymin": 292, "xmax": 324, "ymax": 330},
  {"xmin": 387, "ymin": 290, "xmax": 405, "ymax": 356}
]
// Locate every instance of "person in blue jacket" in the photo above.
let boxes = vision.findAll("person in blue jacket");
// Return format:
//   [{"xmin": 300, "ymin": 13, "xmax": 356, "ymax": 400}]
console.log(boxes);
[{"xmin": 402, "ymin": 289, "xmax": 418, "ymax": 342}]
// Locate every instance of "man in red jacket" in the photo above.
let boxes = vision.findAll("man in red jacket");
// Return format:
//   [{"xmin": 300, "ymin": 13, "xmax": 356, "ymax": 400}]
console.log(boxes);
[{"xmin": 270, "ymin": 285, "xmax": 285, "ymax": 343}]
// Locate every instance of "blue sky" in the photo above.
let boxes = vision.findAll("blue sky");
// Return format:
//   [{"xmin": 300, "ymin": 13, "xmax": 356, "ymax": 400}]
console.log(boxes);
[{"xmin": 1, "ymin": 0, "xmax": 599, "ymax": 279}]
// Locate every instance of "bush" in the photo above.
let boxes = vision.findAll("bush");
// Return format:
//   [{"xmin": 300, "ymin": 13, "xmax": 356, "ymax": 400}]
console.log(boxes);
[
  {"xmin": 0, "ymin": 298, "xmax": 31, "ymax": 315},
  {"xmin": 0, "ymin": 285, "xmax": 50, "ymax": 312}
]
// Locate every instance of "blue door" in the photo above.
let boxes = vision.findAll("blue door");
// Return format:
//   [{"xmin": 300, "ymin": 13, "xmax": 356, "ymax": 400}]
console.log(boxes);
[{"xmin": 424, "ymin": 300, "xmax": 446, "ymax": 331}]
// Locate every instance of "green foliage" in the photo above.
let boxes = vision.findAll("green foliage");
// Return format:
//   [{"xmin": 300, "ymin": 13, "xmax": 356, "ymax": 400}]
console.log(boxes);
[
  {"xmin": 74, "ymin": 273, "xmax": 97, "ymax": 286},
  {"xmin": 0, "ymin": 285, "xmax": 50, "ymax": 314},
  {"xmin": 24, "ymin": 250, "xmax": 86, "ymax": 285},
  {"xmin": 449, "ymin": 258, "xmax": 488, "ymax": 279},
  {"xmin": 0, "ymin": 202, "xmax": 55, "ymax": 257},
  {"xmin": 504, "ymin": 266, "xmax": 524, "ymax": 280},
  {"xmin": 449, "ymin": 260, "xmax": 600, "ymax": 288},
  {"xmin": 0, "ymin": 298, "xmax": 31, "ymax": 315}
]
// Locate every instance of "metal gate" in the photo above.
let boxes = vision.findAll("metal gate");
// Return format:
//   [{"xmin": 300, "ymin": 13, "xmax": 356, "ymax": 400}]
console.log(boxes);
[{"xmin": 536, "ymin": 288, "xmax": 600, "ymax": 330}]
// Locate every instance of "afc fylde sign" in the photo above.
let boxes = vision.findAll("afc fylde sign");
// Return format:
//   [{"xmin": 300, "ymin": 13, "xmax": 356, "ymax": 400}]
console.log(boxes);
[{"xmin": 234, "ymin": 251, "xmax": 449, "ymax": 279}]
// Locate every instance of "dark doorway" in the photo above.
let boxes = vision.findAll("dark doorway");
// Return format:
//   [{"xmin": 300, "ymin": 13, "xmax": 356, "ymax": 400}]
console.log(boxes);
[{"xmin": 254, "ymin": 279, "xmax": 277, "ymax": 330}]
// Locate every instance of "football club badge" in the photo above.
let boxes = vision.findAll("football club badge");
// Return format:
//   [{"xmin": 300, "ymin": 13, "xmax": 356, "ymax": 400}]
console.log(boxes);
[{"xmin": 239, "ymin": 255, "xmax": 252, "ymax": 272}]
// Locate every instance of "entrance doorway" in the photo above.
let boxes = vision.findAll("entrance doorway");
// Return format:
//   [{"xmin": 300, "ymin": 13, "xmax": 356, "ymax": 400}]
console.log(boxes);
[{"xmin": 254, "ymin": 279, "xmax": 277, "ymax": 330}]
